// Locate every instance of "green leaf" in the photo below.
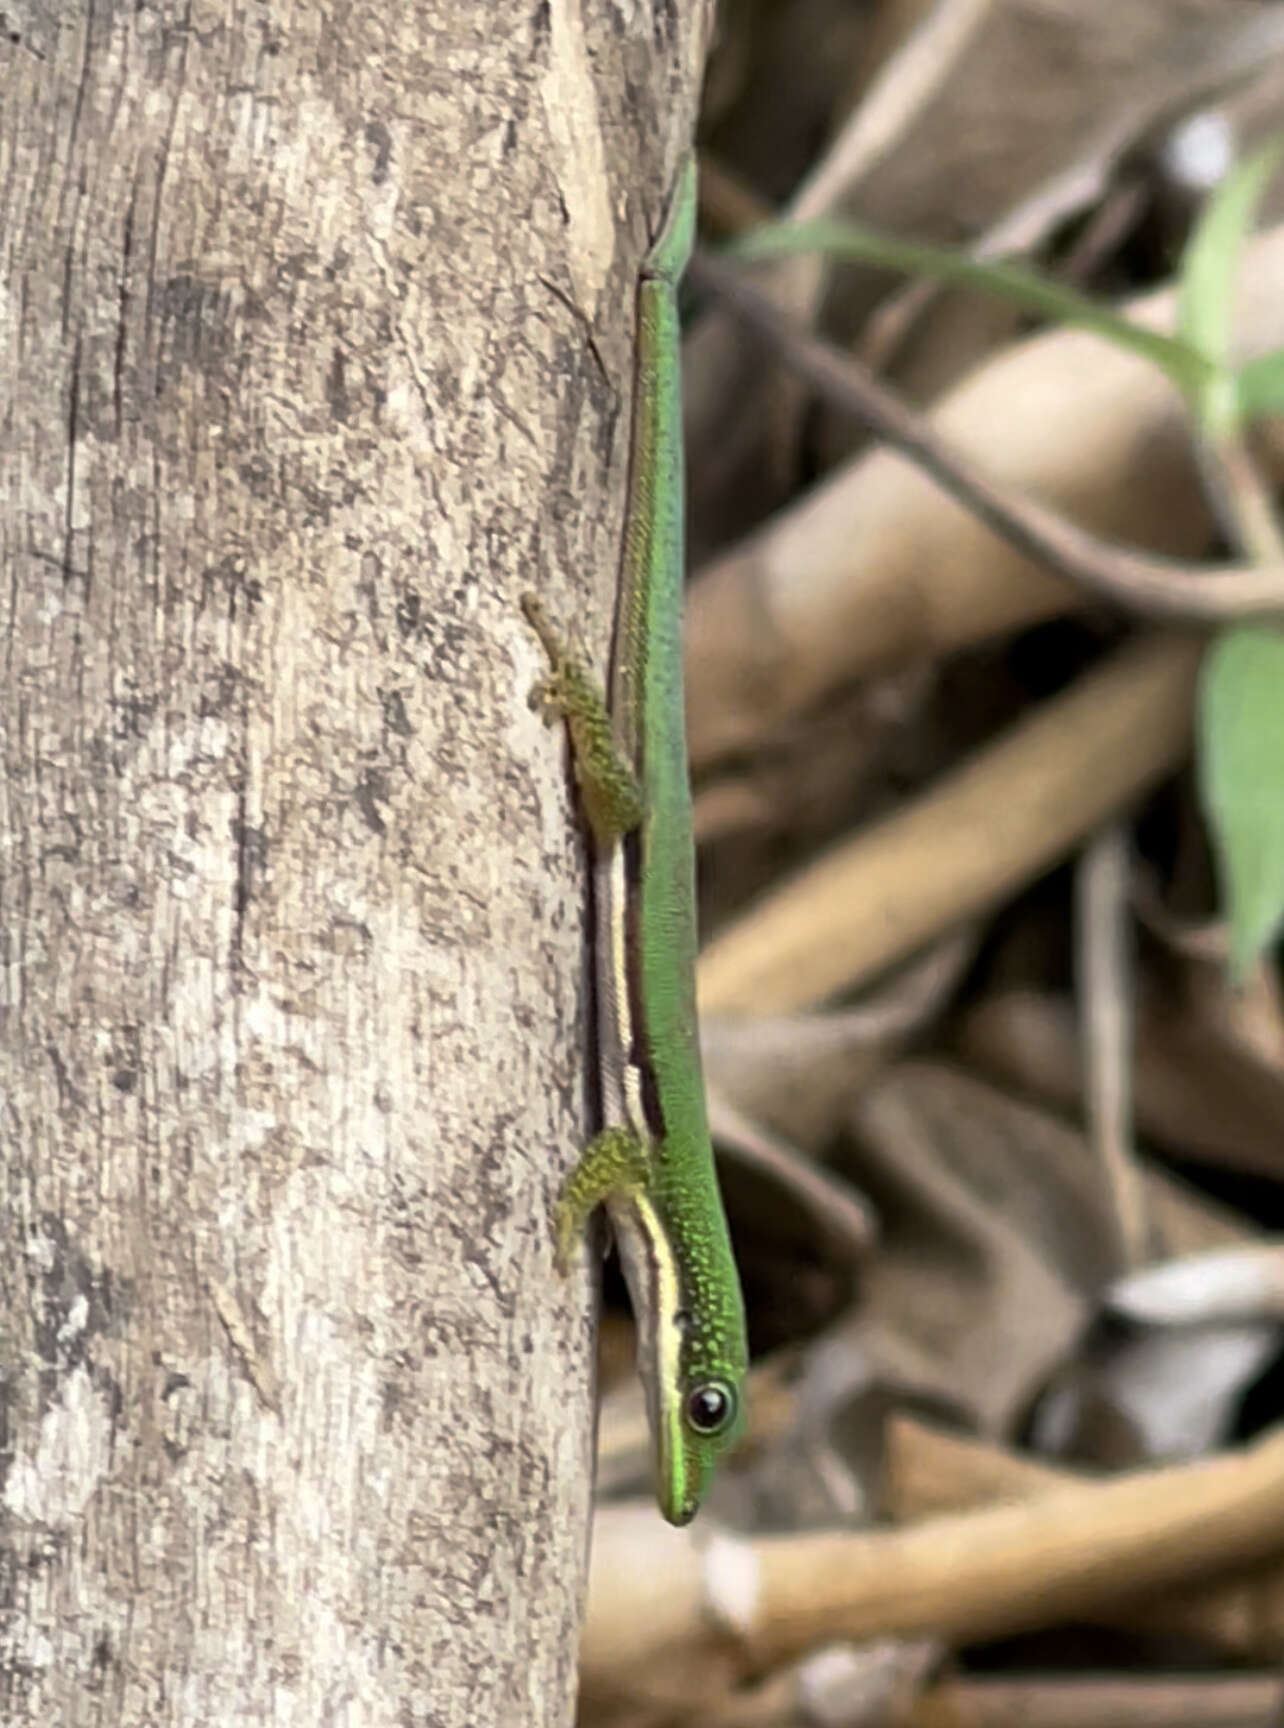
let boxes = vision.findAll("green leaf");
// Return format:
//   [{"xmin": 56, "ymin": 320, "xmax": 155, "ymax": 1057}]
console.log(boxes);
[
  {"xmin": 1198, "ymin": 626, "xmax": 1284, "ymax": 978},
  {"xmin": 1179, "ymin": 139, "xmax": 1284, "ymax": 365},
  {"xmin": 729, "ymin": 218, "xmax": 1213, "ymax": 397},
  {"xmin": 1236, "ymin": 346, "xmax": 1284, "ymax": 421},
  {"xmin": 1178, "ymin": 138, "xmax": 1284, "ymax": 434}
]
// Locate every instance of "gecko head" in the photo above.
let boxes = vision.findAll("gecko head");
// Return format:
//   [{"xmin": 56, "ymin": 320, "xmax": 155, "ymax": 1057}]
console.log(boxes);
[
  {"xmin": 655, "ymin": 1370, "xmax": 744, "ymax": 1526},
  {"xmin": 614, "ymin": 1193, "xmax": 749, "ymax": 1525}
]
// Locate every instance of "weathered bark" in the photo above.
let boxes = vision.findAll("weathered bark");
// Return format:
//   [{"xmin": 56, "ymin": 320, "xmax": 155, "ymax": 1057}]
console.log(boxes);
[{"xmin": 0, "ymin": 3, "xmax": 709, "ymax": 1721}]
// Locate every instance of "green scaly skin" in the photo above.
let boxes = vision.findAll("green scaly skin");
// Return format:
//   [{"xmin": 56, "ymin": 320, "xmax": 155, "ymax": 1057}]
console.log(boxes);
[{"xmin": 523, "ymin": 156, "xmax": 748, "ymax": 1525}]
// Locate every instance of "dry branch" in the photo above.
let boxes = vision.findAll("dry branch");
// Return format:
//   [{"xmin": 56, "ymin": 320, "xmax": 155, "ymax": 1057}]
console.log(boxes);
[
  {"xmin": 583, "ymin": 1424, "xmax": 1284, "ymax": 1690},
  {"xmin": 698, "ymin": 634, "xmax": 1201, "ymax": 1014},
  {"xmin": 883, "ymin": 1415, "xmax": 1284, "ymax": 1658},
  {"xmin": 909, "ymin": 1674, "xmax": 1284, "ymax": 1728}
]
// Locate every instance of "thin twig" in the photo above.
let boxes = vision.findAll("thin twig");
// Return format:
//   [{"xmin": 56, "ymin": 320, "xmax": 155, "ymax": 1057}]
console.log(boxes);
[
  {"xmin": 707, "ymin": 1083, "xmax": 877, "ymax": 1258},
  {"xmin": 690, "ymin": 247, "xmax": 1284, "ymax": 621},
  {"xmin": 1199, "ymin": 431, "xmax": 1284, "ymax": 568},
  {"xmin": 787, "ymin": 0, "xmax": 995, "ymax": 224},
  {"xmin": 1077, "ymin": 827, "xmax": 1149, "ymax": 1269},
  {"xmin": 859, "ymin": 11, "xmax": 1284, "ymax": 369}
]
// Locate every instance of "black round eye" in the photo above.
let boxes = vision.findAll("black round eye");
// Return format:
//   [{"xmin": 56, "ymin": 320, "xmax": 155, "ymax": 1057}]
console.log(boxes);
[{"xmin": 685, "ymin": 1380, "xmax": 737, "ymax": 1437}]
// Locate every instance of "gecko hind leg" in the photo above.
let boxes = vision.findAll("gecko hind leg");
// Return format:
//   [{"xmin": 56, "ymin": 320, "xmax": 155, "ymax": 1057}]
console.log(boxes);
[{"xmin": 521, "ymin": 592, "xmax": 643, "ymax": 849}]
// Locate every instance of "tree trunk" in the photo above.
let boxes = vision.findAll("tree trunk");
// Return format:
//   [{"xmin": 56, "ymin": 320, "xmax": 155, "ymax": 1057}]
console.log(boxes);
[{"xmin": 0, "ymin": 4, "xmax": 710, "ymax": 1721}]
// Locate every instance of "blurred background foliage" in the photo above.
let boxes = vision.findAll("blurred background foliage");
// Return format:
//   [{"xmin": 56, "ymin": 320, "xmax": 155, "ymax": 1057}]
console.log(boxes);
[{"xmin": 584, "ymin": 5, "xmax": 1284, "ymax": 1727}]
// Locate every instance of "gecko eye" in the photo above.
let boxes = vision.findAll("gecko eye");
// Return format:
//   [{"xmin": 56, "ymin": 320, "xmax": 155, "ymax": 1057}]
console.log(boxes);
[{"xmin": 685, "ymin": 1380, "xmax": 737, "ymax": 1437}]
